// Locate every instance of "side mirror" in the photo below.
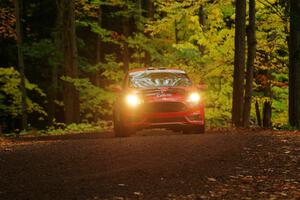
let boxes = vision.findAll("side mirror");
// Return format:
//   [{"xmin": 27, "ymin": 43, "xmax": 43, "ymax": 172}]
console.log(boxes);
[{"xmin": 111, "ymin": 85, "xmax": 123, "ymax": 93}]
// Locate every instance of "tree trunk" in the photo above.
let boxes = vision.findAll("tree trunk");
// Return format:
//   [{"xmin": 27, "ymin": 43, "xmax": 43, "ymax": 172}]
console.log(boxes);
[
  {"xmin": 255, "ymin": 100, "xmax": 262, "ymax": 127},
  {"xmin": 61, "ymin": 0, "xmax": 80, "ymax": 124},
  {"xmin": 263, "ymin": 70, "xmax": 272, "ymax": 128},
  {"xmin": 289, "ymin": 0, "xmax": 300, "ymax": 129},
  {"xmin": 174, "ymin": 19, "xmax": 178, "ymax": 44},
  {"xmin": 243, "ymin": 0, "xmax": 256, "ymax": 127},
  {"xmin": 136, "ymin": 0, "xmax": 143, "ymax": 31},
  {"xmin": 48, "ymin": 64, "xmax": 58, "ymax": 125},
  {"xmin": 122, "ymin": 5, "xmax": 130, "ymax": 73},
  {"xmin": 136, "ymin": 0, "xmax": 143, "ymax": 67},
  {"xmin": 263, "ymin": 101, "xmax": 272, "ymax": 128},
  {"xmin": 48, "ymin": 0, "xmax": 63, "ymax": 125},
  {"xmin": 145, "ymin": 0, "xmax": 154, "ymax": 67},
  {"xmin": 232, "ymin": 0, "xmax": 246, "ymax": 127},
  {"xmin": 15, "ymin": 0, "xmax": 28, "ymax": 130},
  {"xmin": 198, "ymin": 5, "xmax": 206, "ymax": 54},
  {"xmin": 95, "ymin": 5, "xmax": 102, "ymax": 87},
  {"xmin": 147, "ymin": 0, "xmax": 154, "ymax": 19}
]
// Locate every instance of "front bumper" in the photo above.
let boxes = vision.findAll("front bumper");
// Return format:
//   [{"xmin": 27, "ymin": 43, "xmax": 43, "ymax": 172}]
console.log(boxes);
[{"xmin": 122, "ymin": 104, "xmax": 205, "ymax": 130}]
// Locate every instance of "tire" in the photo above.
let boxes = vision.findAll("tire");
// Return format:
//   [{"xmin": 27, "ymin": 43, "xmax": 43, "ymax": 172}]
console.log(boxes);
[
  {"xmin": 197, "ymin": 124, "xmax": 205, "ymax": 134},
  {"xmin": 113, "ymin": 114, "xmax": 131, "ymax": 137},
  {"xmin": 182, "ymin": 127, "xmax": 192, "ymax": 134}
]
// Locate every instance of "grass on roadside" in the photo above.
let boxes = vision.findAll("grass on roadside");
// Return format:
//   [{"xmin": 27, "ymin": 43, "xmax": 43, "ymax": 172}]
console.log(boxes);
[{"xmin": 2, "ymin": 121, "xmax": 113, "ymax": 137}]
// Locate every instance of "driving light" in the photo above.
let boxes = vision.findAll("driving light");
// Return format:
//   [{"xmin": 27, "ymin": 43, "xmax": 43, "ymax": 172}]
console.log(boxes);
[
  {"xmin": 126, "ymin": 94, "xmax": 140, "ymax": 107},
  {"xmin": 187, "ymin": 92, "xmax": 201, "ymax": 103}
]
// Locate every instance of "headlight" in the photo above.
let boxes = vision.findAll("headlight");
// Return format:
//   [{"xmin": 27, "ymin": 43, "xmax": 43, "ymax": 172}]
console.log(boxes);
[
  {"xmin": 125, "ymin": 94, "xmax": 141, "ymax": 107},
  {"xmin": 187, "ymin": 92, "xmax": 201, "ymax": 103}
]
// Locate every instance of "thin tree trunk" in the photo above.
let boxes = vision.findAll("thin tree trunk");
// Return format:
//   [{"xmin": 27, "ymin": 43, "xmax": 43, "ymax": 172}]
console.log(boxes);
[
  {"xmin": 198, "ymin": 5, "xmax": 206, "ymax": 29},
  {"xmin": 263, "ymin": 71, "xmax": 272, "ymax": 128},
  {"xmin": 232, "ymin": 0, "xmax": 246, "ymax": 127},
  {"xmin": 48, "ymin": 64, "xmax": 58, "ymax": 125},
  {"xmin": 174, "ymin": 20, "xmax": 178, "ymax": 44},
  {"xmin": 48, "ymin": 0, "xmax": 63, "ymax": 125},
  {"xmin": 243, "ymin": 0, "xmax": 256, "ymax": 127},
  {"xmin": 122, "ymin": 6, "xmax": 130, "ymax": 73},
  {"xmin": 255, "ymin": 100, "xmax": 262, "ymax": 127},
  {"xmin": 136, "ymin": 0, "xmax": 143, "ymax": 31},
  {"xmin": 136, "ymin": 0, "xmax": 143, "ymax": 66},
  {"xmin": 289, "ymin": 0, "xmax": 300, "ymax": 128},
  {"xmin": 95, "ymin": 5, "xmax": 102, "ymax": 87},
  {"xmin": 145, "ymin": 0, "xmax": 154, "ymax": 66},
  {"xmin": 61, "ymin": 0, "xmax": 80, "ymax": 124},
  {"xmin": 96, "ymin": 6, "xmax": 102, "ymax": 64},
  {"xmin": 263, "ymin": 101, "xmax": 272, "ymax": 128},
  {"xmin": 90, "ymin": 4, "xmax": 103, "ymax": 123},
  {"xmin": 147, "ymin": 0, "xmax": 154, "ymax": 19},
  {"xmin": 15, "ymin": 0, "xmax": 27, "ymax": 130},
  {"xmin": 198, "ymin": 5, "xmax": 206, "ymax": 54}
]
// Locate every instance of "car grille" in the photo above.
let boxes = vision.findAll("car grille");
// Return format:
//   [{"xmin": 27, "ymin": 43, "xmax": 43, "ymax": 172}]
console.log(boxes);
[
  {"xmin": 141, "ymin": 88, "xmax": 187, "ymax": 96},
  {"xmin": 148, "ymin": 117, "xmax": 185, "ymax": 123},
  {"xmin": 144, "ymin": 102, "xmax": 187, "ymax": 113}
]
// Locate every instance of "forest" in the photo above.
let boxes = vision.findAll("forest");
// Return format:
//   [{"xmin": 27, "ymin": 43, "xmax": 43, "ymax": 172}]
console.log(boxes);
[{"xmin": 0, "ymin": 0, "xmax": 300, "ymax": 134}]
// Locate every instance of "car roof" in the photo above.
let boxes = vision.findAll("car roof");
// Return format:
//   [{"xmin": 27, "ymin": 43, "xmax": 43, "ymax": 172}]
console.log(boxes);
[{"xmin": 128, "ymin": 68, "xmax": 186, "ymax": 76}]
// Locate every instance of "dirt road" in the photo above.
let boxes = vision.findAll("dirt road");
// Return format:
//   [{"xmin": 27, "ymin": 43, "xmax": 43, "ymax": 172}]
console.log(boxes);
[{"xmin": 0, "ymin": 130, "xmax": 299, "ymax": 199}]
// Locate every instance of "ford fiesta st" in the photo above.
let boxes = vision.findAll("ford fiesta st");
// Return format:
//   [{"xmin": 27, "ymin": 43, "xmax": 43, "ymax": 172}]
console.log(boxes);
[{"xmin": 113, "ymin": 68, "xmax": 205, "ymax": 137}]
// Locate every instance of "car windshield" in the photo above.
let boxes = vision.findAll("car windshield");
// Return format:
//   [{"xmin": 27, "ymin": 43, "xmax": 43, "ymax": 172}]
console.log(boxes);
[{"xmin": 129, "ymin": 70, "xmax": 192, "ymax": 88}]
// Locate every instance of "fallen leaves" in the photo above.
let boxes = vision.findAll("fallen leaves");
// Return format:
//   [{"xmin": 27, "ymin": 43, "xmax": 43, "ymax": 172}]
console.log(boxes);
[
  {"xmin": 84, "ymin": 132, "xmax": 296, "ymax": 200},
  {"xmin": 207, "ymin": 177, "xmax": 217, "ymax": 182},
  {"xmin": 199, "ymin": 133, "xmax": 300, "ymax": 200},
  {"xmin": 0, "ymin": 137, "xmax": 12, "ymax": 147},
  {"xmin": 240, "ymin": 175, "xmax": 254, "ymax": 183}
]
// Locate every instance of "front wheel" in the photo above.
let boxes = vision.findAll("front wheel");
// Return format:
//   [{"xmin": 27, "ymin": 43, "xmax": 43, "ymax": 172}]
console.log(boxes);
[
  {"xmin": 114, "ymin": 114, "xmax": 131, "ymax": 137},
  {"xmin": 197, "ymin": 124, "xmax": 205, "ymax": 134}
]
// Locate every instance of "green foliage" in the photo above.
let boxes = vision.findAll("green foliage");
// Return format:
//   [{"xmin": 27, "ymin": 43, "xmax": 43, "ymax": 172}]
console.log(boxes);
[
  {"xmin": 0, "ymin": 67, "xmax": 47, "ymax": 118},
  {"xmin": 4, "ymin": 120, "xmax": 112, "ymax": 136},
  {"xmin": 273, "ymin": 123, "xmax": 298, "ymax": 131},
  {"xmin": 44, "ymin": 121, "xmax": 112, "ymax": 135},
  {"xmin": 61, "ymin": 76, "xmax": 115, "ymax": 120},
  {"xmin": 272, "ymin": 86, "xmax": 288, "ymax": 125},
  {"xmin": 77, "ymin": 21, "xmax": 117, "ymax": 44},
  {"xmin": 101, "ymin": 55, "xmax": 125, "ymax": 83},
  {"xmin": 23, "ymin": 39, "xmax": 60, "ymax": 64}
]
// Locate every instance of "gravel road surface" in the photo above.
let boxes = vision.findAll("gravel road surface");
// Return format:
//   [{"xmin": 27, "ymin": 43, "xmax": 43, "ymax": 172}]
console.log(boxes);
[{"xmin": 0, "ymin": 130, "xmax": 299, "ymax": 199}]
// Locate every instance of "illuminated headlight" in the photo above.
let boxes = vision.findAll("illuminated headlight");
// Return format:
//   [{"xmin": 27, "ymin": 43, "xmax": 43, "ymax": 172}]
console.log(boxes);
[
  {"xmin": 187, "ymin": 92, "xmax": 201, "ymax": 103},
  {"xmin": 125, "ymin": 94, "xmax": 141, "ymax": 107}
]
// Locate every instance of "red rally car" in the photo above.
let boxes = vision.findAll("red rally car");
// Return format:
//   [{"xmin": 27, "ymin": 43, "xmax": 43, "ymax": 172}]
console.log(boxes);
[{"xmin": 113, "ymin": 68, "xmax": 205, "ymax": 137}]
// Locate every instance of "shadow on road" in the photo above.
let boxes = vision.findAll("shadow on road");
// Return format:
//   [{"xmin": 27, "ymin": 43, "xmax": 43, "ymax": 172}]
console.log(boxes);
[
  {"xmin": 10, "ymin": 131, "xmax": 113, "ymax": 143},
  {"xmin": 7, "ymin": 129, "xmax": 184, "ymax": 143}
]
